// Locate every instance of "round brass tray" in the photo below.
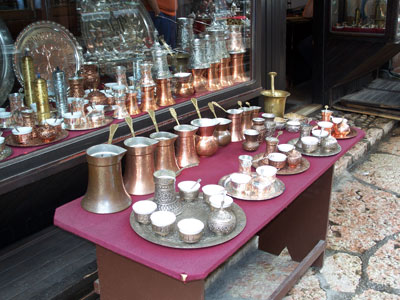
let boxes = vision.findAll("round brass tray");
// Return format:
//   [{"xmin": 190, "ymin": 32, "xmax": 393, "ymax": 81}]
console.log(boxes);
[
  {"xmin": 64, "ymin": 116, "xmax": 113, "ymax": 131},
  {"xmin": 251, "ymin": 153, "xmax": 310, "ymax": 175},
  {"xmin": 130, "ymin": 193, "xmax": 246, "ymax": 249},
  {"xmin": 331, "ymin": 127, "xmax": 358, "ymax": 140},
  {"xmin": 0, "ymin": 146, "xmax": 12, "ymax": 161},
  {"xmin": 288, "ymin": 138, "xmax": 342, "ymax": 157},
  {"xmin": 218, "ymin": 173, "xmax": 285, "ymax": 201},
  {"xmin": 5, "ymin": 129, "xmax": 69, "ymax": 147}
]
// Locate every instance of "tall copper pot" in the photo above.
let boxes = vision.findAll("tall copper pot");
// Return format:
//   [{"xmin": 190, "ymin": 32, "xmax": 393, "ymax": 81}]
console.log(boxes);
[
  {"xmin": 191, "ymin": 118, "xmax": 220, "ymax": 157},
  {"xmin": 123, "ymin": 137, "xmax": 159, "ymax": 195},
  {"xmin": 174, "ymin": 124, "xmax": 199, "ymax": 168},
  {"xmin": 149, "ymin": 131, "xmax": 180, "ymax": 173},
  {"xmin": 81, "ymin": 144, "xmax": 131, "ymax": 214},
  {"xmin": 241, "ymin": 107, "xmax": 253, "ymax": 139},
  {"xmin": 227, "ymin": 108, "xmax": 244, "ymax": 142}
]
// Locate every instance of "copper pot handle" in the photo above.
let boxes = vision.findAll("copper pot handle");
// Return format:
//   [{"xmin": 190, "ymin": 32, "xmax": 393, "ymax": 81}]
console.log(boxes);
[
  {"xmin": 169, "ymin": 107, "xmax": 180, "ymax": 125},
  {"xmin": 191, "ymin": 98, "xmax": 202, "ymax": 119},
  {"xmin": 125, "ymin": 116, "xmax": 135, "ymax": 137},
  {"xmin": 148, "ymin": 109, "xmax": 159, "ymax": 132},
  {"xmin": 108, "ymin": 124, "xmax": 118, "ymax": 144},
  {"xmin": 208, "ymin": 102, "xmax": 217, "ymax": 119}
]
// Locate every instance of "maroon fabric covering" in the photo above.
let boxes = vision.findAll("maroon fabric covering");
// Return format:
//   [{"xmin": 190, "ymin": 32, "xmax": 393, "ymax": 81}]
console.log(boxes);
[{"xmin": 54, "ymin": 128, "xmax": 364, "ymax": 282}]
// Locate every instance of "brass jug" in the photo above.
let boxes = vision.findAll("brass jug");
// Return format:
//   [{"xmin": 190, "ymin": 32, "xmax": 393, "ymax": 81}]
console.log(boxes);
[
  {"xmin": 174, "ymin": 124, "xmax": 199, "ymax": 168},
  {"xmin": 82, "ymin": 144, "xmax": 131, "ymax": 214},
  {"xmin": 149, "ymin": 131, "xmax": 180, "ymax": 174},
  {"xmin": 123, "ymin": 137, "xmax": 159, "ymax": 195}
]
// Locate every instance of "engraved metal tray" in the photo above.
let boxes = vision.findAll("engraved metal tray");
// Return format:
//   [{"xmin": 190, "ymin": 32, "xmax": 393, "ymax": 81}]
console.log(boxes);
[
  {"xmin": 331, "ymin": 127, "xmax": 358, "ymax": 140},
  {"xmin": 288, "ymin": 138, "xmax": 342, "ymax": 157},
  {"xmin": 218, "ymin": 173, "xmax": 285, "ymax": 201},
  {"xmin": 5, "ymin": 129, "xmax": 69, "ymax": 147},
  {"xmin": 13, "ymin": 21, "xmax": 83, "ymax": 85},
  {"xmin": 0, "ymin": 146, "xmax": 12, "ymax": 161},
  {"xmin": 252, "ymin": 153, "xmax": 310, "ymax": 175},
  {"xmin": 130, "ymin": 193, "xmax": 246, "ymax": 249},
  {"xmin": 64, "ymin": 116, "xmax": 113, "ymax": 131}
]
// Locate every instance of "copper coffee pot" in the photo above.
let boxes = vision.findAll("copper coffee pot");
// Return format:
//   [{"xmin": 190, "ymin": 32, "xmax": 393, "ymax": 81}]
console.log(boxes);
[
  {"xmin": 174, "ymin": 72, "xmax": 195, "ymax": 97},
  {"xmin": 241, "ymin": 107, "xmax": 253, "ymax": 139},
  {"xmin": 208, "ymin": 102, "xmax": 231, "ymax": 147},
  {"xmin": 231, "ymin": 53, "xmax": 247, "ymax": 83},
  {"xmin": 150, "ymin": 132, "xmax": 180, "ymax": 174},
  {"xmin": 174, "ymin": 124, "xmax": 200, "ymax": 168},
  {"xmin": 126, "ymin": 88, "xmax": 141, "ymax": 115},
  {"xmin": 226, "ymin": 108, "xmax": 244, "ymax": 142},
  {"xmin": 123, "ymin": 137, "xmax": 159, "ymax": 195},
  {"xmin": 156, "ymin": 78, "xmax": 175, "ymax": 106},
  {"xmin": 219, "ymin": 57, "xmax": 233, "ymax": 88},
  {"xmin": 191, "ymin": 69, "xmax": 208, "ymax": 93},
  {"xmin": 191, "ymin": 118, "xmax": 220, "ymax": 157},
  {"xmin": 207, "ymin": 63, "xmax": 221, "ymax": 91},
  {"xmin": 140, "ymin": 85, "xmax": 159, "ymax": 112},
  {"xmin": 81, "ymin": 144, "xmax": 132, "ymax": 214}
]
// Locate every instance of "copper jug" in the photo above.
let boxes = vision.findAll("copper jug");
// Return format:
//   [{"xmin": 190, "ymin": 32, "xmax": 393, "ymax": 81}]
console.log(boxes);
[
  {"xmin": 219, "ymin": 57, "xmax": 233, "ymax": 88},
  {"xmin": 174, "ymin": 124, "xmax": 199, "ymax": 168},
  {"xmin": 123, "ymin": 137, "xmax": 159, "ymax": 195},
  {"xmin": 240, "ymin": 107, "xmax": 253, "ymax": 138},
  {"xmin": 156, "ymin": 78, "xmax": 175, "ymax": 106},
  {"xmin": 82, "ymin": 144, "xmax": 131, "ymax": 214},
  {"xmin": 207, "ymin": 63, "xmax": 221, "ymax": 91},
  {"xmin": 214, "ymin": 117, "xmax": 232, "ymax": 146},
  {"xmin": 191, "ymin": 118, "xmax": 220, "ymax": 157},
  {"xmin": 174, "ymin": 72, "xmax": 195, "ymax": 97},
  {"xmin": 126, "ymin": 88, "xmax": 141, "ymax": 115},
  {"xmin": 231, "ymin": 53, "xmax": 247, "ymax": 83},
  {"xmin": 150, "ymin": 131, "xmax": 180, "ymax": 174},
  {"xmin": 227, "ymin": 108, "xmax": 244, "ymax": 142},
  {"xmin": 191, "ymin": 69, "xmax": 208, "ymax": 93}
]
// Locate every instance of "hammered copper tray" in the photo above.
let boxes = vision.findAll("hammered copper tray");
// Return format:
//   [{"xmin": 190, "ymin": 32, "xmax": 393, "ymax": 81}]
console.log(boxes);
[
  {"xmin": 0, "ymin": 146, "xmax": 12, "ymax": 161},
  {"xmin": 332, "ymin": 127, "xmax": 358, "ymax": 140},
  {"xmin": 251, "ymin": 153, "xmax": 310, "ymax": 175},
  {"xmin": 288, "ymin": 138, "xmax": 342, "ymax": 157},
  {"xmin": 64, "ymin": 116, "xmax": 113, "ymax": 131},
  {"xmin": 218, "ymin": 173, "xmax": 285, "ymax": 201},
  {"xmin": 130, "ymin": 193, "xmax": 246, "ymax": 249},
  {"xmin": 5, "ymin": 130, "xmax": 69, "ymax": 147}
]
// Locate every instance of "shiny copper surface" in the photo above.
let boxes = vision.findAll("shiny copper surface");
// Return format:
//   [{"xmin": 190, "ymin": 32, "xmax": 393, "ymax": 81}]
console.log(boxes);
[
  {"xmin": 123, "ymin": 137, "xmax": 159, "ymax": 195},
  {"xmin": 214, "ymin": 118, "xmax": 232, "ymax": 147},
  {"xmin": 150, "ymin": 132, "xmax": 180, "ymax": 173},
  {"xmin": 37, "ymin": 124, "xmax": 57, "ymax": 142},
  {"xmin": 156, "ymin": 78, "xmax": 175, "ymax": 106},
  {"xmin": 227, "ymin": 109, "xmax": 244, "ymax": 142},
  {"xmin": 219, "ymin": 57, "xmax": 233, "ymax": 88},
  {"xmin": 21, "ymin": 110, "xmax": 37, "ymax": 138},
  {"xmin": 191, "ymin": 69, "xmax": 207, "ymax": 93},
  {"xmin": 242, "ymin": 130, "xmax": 260, "ymax": 152},
  {"xmin": 231, "ymin": 53, "xmax": 248, "ymax": 83},
  {"xmin": 82, "ymin": 144, "xmax": 131, "ymax": 214},
  {"xmin": 174, "ymin": 124, "xmax": 199, "ymax": 168},
  {"xmin": 126, "ymin": 91, "xmax": 141, "ymax": 115},
  {"xmin": 174, "ymin": 73, "xmax": 195, "ymax": 97},
  {"xmin": 252, "ymin": 117, "xmax": 267, "ymax": 142},
  {"xmin": 81, "ymin": 63, "xmax": 100, "ymax": 90},
  {"xmin": 13, "ymin": 132, "xmax": 32, "ymax": 144},
  {"xmin": 87, "ymin": 90, "xmax": 107, "ymax": 105},
  {"xmin": 68, "ymin": 77, "xmax": 85, "ymax": 98},
  {"xmin": 191, "ymin": 118, "xmax": 219, "ymax": 157},
  {"xmin": 140, "ymin": 86, "xmax": 159, "ymax": 112},
  {"xmin": 321, "ymin": 110, "xmax": 333, "ymax": 122},
  {"xmin": 206, "ymin": 63, "xmax": 221, "ymax": 92},
  {"xmin": 240, "ymin": 108, "xmax": 253, "ymax": 139}
]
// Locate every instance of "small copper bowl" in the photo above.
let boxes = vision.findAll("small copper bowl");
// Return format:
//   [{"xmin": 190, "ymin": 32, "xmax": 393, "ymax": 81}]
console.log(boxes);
[
  {"xmin": 267, "ymin": 152, "xmax": 287, "ymax": 169},
  {"xmin": 12, "ymin": 127, "xmax": 33, "ymax": 144}
]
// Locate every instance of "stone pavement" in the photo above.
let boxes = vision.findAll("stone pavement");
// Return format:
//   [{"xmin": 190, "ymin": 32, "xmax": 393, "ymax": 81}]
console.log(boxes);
[{"xmin": 284, "ymin": 116, "xmax": 400, "ymax": 300}]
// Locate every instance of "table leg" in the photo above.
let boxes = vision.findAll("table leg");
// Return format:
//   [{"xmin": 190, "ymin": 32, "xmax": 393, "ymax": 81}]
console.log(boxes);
[
  {"xmin": 96, "ymin": 246, "xmax": 205, "ymax": 300},
  {"xmin": 258, "ymin": 165, "xmax": 334, "ymax": 267}
]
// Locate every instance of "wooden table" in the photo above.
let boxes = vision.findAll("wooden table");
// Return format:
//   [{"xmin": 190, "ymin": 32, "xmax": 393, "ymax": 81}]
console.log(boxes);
[{"xmin": 54, "ymin": 128, "xmax": 364, "ymax": 299}]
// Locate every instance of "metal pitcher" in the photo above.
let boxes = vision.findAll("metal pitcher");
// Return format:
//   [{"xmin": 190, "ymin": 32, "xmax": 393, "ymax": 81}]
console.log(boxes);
[
  {"xmin": 153, "ymin": 169, "xmax": 182, "ymax": 215},
  {"xmin": 82, "ymin": 144, "xmax": 131, "ymax": 214},
  {"xmin": 191, "ymin": 118, "xmax": 220, "ymax": 157},
  {"xmin": 123, "ymin": 137, "xmax": 159, "ymax": 195},
  {"xmin": 227, "ymin": 108, "xmax": 244, "ymax": 142},
  {"xmin": 174, "ymin": 124, "xmax": 199, "ymax": 168},
  {"xmin": 150, "ymin": 131, "xmax": 180, "ymax": 174}
]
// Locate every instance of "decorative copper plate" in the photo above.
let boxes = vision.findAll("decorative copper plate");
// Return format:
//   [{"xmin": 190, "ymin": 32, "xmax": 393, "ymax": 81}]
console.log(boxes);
[
  {"xmin": 0, "ymin": 146, "xmax": 12, "ymax": 161},
  {"xmin": 287, "ymin": 138, "xmax": 342, "ymax": 157},
  {"xmin": 13, "ymin": 21, "xmax": 83, "ymax": 85},
  {"xmin": 64, "ymin": 116, "xmax": 113, "ymax": 131},
  {"xmin": 251, "ymin": 153, "xmax": 310, "ymax": 175},
  {"xmin": 5, "ymin": 129, "xmax": 68, "ymax": 147},
  {"xmin": 130, "ymin": 193, "xmax": 246, "ymax": 249},
  {"xmin": 218, "ymin": 173, "xmax": 285, "ymax": 201}
]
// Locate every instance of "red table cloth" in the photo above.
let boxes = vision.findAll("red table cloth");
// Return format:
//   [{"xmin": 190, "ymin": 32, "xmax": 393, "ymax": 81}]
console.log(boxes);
[{"xmin": 54, "ymin": 128, "xmax": 364, "ymax": 282}]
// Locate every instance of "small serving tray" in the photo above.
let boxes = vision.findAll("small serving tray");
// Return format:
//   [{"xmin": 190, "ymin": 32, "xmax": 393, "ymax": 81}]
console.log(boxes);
[
  {"xmin": 251, "ymin": 153, "xmax": 310, "ymax": 175},
  {"xmin": 130, "ymin": 193, "xmax": 246, "ymax": 249},
  {"xmin": 64, "ymin": 116, "xmax": 113, "ymax": 131},
  {"xmin": 331, "ymin": 127, "xmax": 358, "ymax": 139},
  {"xmin": 5, "ymin": 130, "xmax": 69, "ymax": 147},
  {"xmin": 218, "ymin": 173, "xmax": 285, "ymax": 201},
  {"xmin": 288, "ymin": 138, "xmax": 342, "ymax": 157}
]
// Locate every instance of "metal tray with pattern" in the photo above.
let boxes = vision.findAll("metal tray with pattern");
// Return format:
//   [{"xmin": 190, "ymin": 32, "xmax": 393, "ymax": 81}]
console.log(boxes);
[
  {"xmin": 0, "ymin": 146, "xmax": 12, "ymax": 161},
  {"xmin": 130, "ymin": 193, "xmax": 246, "ymax": 249},
  {"xmin": 64, "ymin": 116, "xmax": 113, "ymax": 131},
  {"xmin": 288, "ymin": 138, "xmax": 342, "ymax": 157},
  {"xmin": 5, "ymin": 130, "xmax": 69, "ymax": 147},
  {"xmin": 251, "ymin": 153, "xmax": 310, "ymax": 175},
  {"xmin": 218, "ymin": 173, "xmax": 285, "ymax": 201}
]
